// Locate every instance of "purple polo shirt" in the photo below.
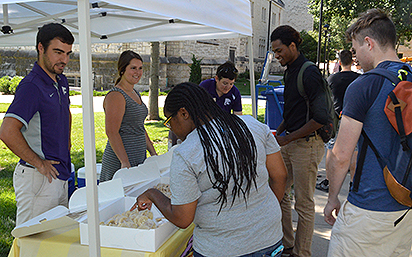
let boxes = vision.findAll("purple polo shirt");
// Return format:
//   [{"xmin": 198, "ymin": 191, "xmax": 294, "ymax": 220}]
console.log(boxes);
[
  {"xmin": 199, "ymin": 78, "xmax": 242, "ymax": 114},
  {"xmin": 5, "ymin": 62, "xmax": 71, "ymax": 180}
]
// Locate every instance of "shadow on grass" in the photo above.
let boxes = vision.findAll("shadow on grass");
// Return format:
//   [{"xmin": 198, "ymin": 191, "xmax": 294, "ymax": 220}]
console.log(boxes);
[{"xmin": 70, "ymin": 149, "xmax": 104, "ymax": 172}]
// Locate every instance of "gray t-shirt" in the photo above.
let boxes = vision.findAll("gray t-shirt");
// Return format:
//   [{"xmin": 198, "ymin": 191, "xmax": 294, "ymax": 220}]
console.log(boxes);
[{"xmin": 170, "ymin": 115, "xmax": 282, "ymax": 256}]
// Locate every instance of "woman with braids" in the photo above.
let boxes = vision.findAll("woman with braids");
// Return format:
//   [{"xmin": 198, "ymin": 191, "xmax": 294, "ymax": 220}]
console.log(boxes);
[
  {"xmin": 132, "ymin": 82, "xmax": 287, "ymax": 256},
  {"xmin": 100, "ymin": 50, "xmax": 157, "ymax": 182}
]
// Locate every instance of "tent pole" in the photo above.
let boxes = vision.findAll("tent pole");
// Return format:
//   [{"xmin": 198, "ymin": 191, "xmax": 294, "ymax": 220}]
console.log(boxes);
[
  {"xmin": 248, "ymin": 36, "xmax": 256, "ymax": 118},
  {"xmin": 2, "ymin": 4, "xmax": 8, "ymax": 25},
  {"xmin": 77, "ymin": 0, "xmax": 101, "ymax": 256}
]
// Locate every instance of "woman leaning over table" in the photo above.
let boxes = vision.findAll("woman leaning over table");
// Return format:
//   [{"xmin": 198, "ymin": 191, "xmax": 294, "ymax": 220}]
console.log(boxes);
[
  {"xmin": 100, "ymin": 50, "xmax": 157, "ymax": 182},
  {"xmin": 132, "ymin": 83, "xmax": 287, "ymax": 256}
]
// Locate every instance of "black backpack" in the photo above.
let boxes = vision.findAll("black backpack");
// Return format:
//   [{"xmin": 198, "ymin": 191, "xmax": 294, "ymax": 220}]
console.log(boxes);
[{"xmin": 295, "ymin": 61, "xmax": 338, "ymax": 143}]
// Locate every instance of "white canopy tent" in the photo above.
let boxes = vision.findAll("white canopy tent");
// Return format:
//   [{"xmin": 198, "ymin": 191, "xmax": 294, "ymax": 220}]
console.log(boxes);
[
  {"xmin": 0, "ymin": 0, "xmax": 253, "ymax": 44},
  {"xmin": 0, "ymin": 0, "xmax": 256, "ymax": 255}
]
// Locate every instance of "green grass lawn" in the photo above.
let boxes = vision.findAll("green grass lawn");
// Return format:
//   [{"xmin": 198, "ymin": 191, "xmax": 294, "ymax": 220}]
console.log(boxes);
[
  {"xmin": 0, "ymin": 103, "xmax": 10, "ymax": 113},
  {"xmin": 0, "ymin": 103, "xmax": 265, "ymax": 256}
]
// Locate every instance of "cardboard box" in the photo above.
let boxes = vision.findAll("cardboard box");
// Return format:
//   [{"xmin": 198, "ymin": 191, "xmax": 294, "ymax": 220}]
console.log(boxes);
[
  {"xmin": 126, "ymin": 176, "xmax": 170, "ymax": 198},
  {"xmin": 12, "ymin": 179, "xmax": 126, "ymax": 238},
  {"xmin": 79, "ymin": 196, "xmax": 177, "ymax": 252},
  {"xmin": 144, "ymin": 149, "xmax": 174, "ymax": 176},
  {"xmin": 11, "ymin": 205, "xmax": 81, "ymax": 238},
  {"xmin": 12, "ymin": 147, "xmax": 176, "ymax": 252},
  {"xmin": 12, "ymin": 178, "xmax": 177, "ymax": 252}
]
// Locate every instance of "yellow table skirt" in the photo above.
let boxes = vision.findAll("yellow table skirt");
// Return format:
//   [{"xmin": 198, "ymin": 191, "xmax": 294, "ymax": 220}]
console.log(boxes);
[{"xmin": 8, "ymin": 223, "xmax": 194, "ymax": 257}]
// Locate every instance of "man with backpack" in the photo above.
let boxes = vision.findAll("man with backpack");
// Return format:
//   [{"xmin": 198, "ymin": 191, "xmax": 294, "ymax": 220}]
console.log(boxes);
[
  {"xmin": 317, "ymin": 49, "xmax": 360, "ymax": 192},
  {"xmin": 271, "ymin": 25, "xmax": 331, "ymax": 257},
  {"xmin": 324, "ymin": 9, "xmax": 412, "ymax": 256}
]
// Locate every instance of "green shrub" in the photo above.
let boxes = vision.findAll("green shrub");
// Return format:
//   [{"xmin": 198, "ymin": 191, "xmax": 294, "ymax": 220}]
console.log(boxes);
[
  {"xmin": 93, "ymin": 90, "xmax": 109, "ymax": 96},
  {"xmin": 238, "ymin": 70, "xmax": 250, "ymax": 80},
  {"xmin": 189, "ymin": 54, "xmax": 203, "ymax": 85},
  {"xmin": 9, "ymin": 76, "xmax": 23, "ymax": 94},
  {"xmin": 67, "ymin": 90, "xmax": 109, "ymax": 96},
  {"xmin": 237, "ymin": 70, "xmax": 261, "ymax": 80},
  {"xmin": 69, "ymin": 90, "xmax": 81, "ymax": 96},
  {"xmin": 0, "ymin": 76, "xmax": 11, "ymax": 94}
]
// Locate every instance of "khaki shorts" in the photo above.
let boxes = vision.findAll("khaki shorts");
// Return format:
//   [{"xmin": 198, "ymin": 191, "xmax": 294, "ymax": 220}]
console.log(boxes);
[
  {"xmin": 328, "ymin": 200, "xmax": 412, "ymax": 257},
  {"xmin": 13, "ymin": 163, "xmax": 68, "ymax": 226}
]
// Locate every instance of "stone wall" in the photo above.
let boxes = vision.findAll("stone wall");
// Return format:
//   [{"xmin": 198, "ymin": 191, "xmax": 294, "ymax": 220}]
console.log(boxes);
[
  {"xmin": 0, "ymin": 48, "xmax": 194, "ymax": 91},
  {"xmin": 1, "ymin": 0, "xmax": 292, "ymax": 89},
  {"xmin": 0, "ymin": 48, "xmax": 37, "ymax": 77},
  {"xmin": 283, "ymin": 0, "xmax": 313, "ymax": 33}
]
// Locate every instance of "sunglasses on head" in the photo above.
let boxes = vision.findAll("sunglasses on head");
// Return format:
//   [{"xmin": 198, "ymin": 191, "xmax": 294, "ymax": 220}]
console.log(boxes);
[{"xmin": 217, "ymin": 67, "xmax": 238, "ymax": 77}]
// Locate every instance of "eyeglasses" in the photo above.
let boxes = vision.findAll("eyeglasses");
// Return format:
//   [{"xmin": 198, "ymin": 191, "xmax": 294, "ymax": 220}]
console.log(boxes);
[{"xmin": 163, "ymin": 113, "xmax": 175, "ymax": 129}]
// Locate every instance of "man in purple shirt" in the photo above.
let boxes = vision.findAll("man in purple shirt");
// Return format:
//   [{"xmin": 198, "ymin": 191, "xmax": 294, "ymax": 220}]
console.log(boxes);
[
  {"xmin": 199, "ymin": 61, "xmax": 242, "ymax": 115},
  {"xmin": 0, "ymin": 23, "xmax": 74, "ymax": 226}
]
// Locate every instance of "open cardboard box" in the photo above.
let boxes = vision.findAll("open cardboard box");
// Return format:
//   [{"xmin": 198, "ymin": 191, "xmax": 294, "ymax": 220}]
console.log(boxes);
[
  {"xmin": 12, "ymin": 176, "xmax": 177, "ymax": 252},
  {"xmin": 11, "ymin": 178, "xmax": 125, "ymax": 238},
  {"xmin": 117, "ymin": 149, "xmax": 174, "ymax": 195},
  {"xmin": 79, "ymin": 195, "xmax": 177, "ymax": 252},
  {"xmin": 144, "ymin": 150, "xmax": 173, "ymax": 175},
  {"xmin": 12, "ymin": 148, "xmax": 176, "ymax": 252},
  {"xmin": 126, "ymin": 176, "xmax": 170, "ymax": 198}
]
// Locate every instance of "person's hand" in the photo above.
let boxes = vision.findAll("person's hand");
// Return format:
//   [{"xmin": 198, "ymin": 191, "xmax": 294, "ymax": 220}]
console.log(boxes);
[
  {"xmin": 130, "ymin": 189, "xmax": 153, "ymax": 211},
  {"xmin": 324, "ymin": 196, "xmax": 341, "ymax": 226},
  {"xmin": 120, "ymin": 161, "xmax": 131, "ymax": 169},
  {"xmin": 275, "ymin": 135, "xmax": 290, "ymax": 146},
  {"xmin": 37, "ymin": 159, "xmax": 60, "ymax": 183}
]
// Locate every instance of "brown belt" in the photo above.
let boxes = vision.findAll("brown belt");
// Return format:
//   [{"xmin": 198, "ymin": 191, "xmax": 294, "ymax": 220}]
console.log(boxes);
[{"xmin": 285, "ymin": 131, "xmax": 316, "ymax": 138}]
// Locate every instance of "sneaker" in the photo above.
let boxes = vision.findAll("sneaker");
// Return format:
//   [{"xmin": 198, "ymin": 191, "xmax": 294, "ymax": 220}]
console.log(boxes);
[{"xmin": 316, "ymin": 179, "xmax": 329, "ymax": 192}]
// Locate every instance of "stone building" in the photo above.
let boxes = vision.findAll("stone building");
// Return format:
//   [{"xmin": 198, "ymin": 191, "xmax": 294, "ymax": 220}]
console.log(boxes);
[
  {"xmin": 1, "ymin": 0, "xmax": 319, "ymax": 91},
  {"xmin": 283, "ymin": 0, "xmax": 313, "ymax": 33}
]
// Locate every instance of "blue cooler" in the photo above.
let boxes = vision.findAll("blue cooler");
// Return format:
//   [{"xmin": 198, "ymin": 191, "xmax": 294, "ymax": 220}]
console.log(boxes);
[
  {"xmin": 77, "ymin": 163, "xmax": 102, "ymax": 188},
  {"xmin": 261, "ymin": 86, "xmax": 284, "ymax": 130},
  {"xmin": 68, "ymin": 163, "xmax": 76, "ymax": 199}
]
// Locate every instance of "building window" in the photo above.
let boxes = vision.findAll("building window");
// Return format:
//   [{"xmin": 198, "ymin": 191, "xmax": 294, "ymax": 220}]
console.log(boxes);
[
  {"xmin": 259, "ymin": 38, "xmax": 266, "ymax": 58},
  {"xmin": 250, "ymin": 2, "xmax": 254, "ymax": 18},
  {"xmin": 272, "ymin": 13, "xmax": 276, "ymax": 26},
  {"xmin": 229, "ymin": 48, "xmax": 236, "ymax": 63},
  {"xmin": 245, "ymin": 41, "xmax": 249, "ymax": 57},
  {"xmin": 261, "ymin": 7, "xmax": 266, "ymax": 22}
]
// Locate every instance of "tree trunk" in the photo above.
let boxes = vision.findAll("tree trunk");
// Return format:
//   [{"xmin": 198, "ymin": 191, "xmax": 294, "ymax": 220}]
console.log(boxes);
[{"xmin": 148, "ymin": 41, "xmax": 160, "ymax": 120}]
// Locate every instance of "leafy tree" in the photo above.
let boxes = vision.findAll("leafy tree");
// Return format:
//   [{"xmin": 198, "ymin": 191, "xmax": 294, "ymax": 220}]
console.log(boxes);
[
  {"xmin": 309, "ymin": 0, "xmax": 412, "ymax": 52},
  {"xmin": 189, "ymin": 54, "xmax": 203, "ymax": 85},
  {"xmin": 300, "ymin": 30, "xmax": 318, "ymax": 63}
]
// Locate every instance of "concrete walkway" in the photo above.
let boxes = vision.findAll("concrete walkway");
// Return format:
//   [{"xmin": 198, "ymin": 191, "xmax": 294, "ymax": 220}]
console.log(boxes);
[{"xmin": 0, "ymin": 93, "xmax": 351, "ymax": 256}]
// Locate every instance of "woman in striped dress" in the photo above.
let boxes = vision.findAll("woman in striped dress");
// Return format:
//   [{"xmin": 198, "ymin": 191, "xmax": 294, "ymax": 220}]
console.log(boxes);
[{"xmin": 100, "ymin": 50, "xmax": 157, "ymax": 182}]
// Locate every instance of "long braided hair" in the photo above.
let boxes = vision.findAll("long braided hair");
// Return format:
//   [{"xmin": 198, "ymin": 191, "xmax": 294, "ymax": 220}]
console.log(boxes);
[{"xmin": 164, "ymin": 82, "xmax": 257, "ymax": 212}]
